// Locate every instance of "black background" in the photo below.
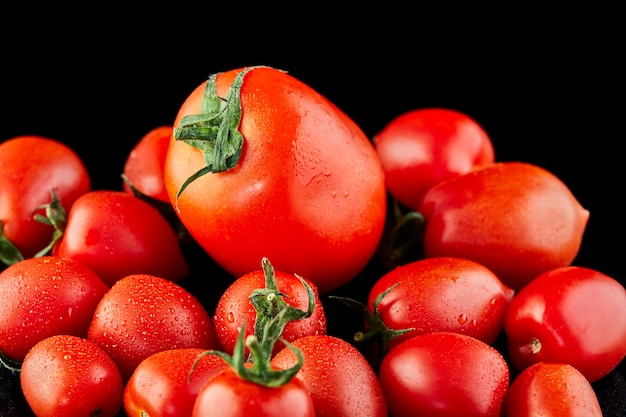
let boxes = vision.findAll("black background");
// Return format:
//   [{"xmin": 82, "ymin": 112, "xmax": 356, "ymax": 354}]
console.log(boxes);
[{"xmin": 1, "ymin": 6, "xmax": 624, "ymax": 416}]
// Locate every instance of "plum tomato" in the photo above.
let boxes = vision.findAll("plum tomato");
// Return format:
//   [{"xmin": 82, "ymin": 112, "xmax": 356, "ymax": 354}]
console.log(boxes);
[
  {"xmin": 418, "ymin": 161, "xmax": 590, "ymax": 291},
  {"xmin": 504, "ymin": 265, "xmax": 626, "ymax": 383},
  {"xmin": 164, "ymin": 66, "xmax": 387, "ymax": 293},
  {"xmin": 373, "ymin": 107, "xmax": 495, "ymax": 211}
]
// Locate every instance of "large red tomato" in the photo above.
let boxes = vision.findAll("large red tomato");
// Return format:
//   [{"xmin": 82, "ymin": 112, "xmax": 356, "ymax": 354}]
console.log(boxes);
[
  {"xmin": 417, "ymin": 161, "xmax": 589, "ymax": 291},
  {"xmin": 164, "ymin": 66, "xmax": 387, "ymax": 293}
]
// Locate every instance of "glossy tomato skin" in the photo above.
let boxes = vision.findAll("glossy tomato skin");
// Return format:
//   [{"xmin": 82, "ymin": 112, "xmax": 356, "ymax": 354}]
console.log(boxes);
[
  {"xmin": 213, "ymin": 267, "xmax": 327, "ymax": 357},
  {"xmin": 418, "ymin": 161, "xmax": 589, "ymax": 291},
  {"xmin": 0, "ymin": 135, "xmax": 91, "ymax": 260},
  {"xmin": 87, "ymin": 273, "xmax": 219, "ymax": 381},
  {"xmin": 271, "ymin": 335, "xmax": 388, "ymax": 417},
  {"xmin": 164, "ymin": 66, "xmax": 387, "ymax": 293},
  {"xmin": 54, "ymin": 190, "xmax": 188, "ymax": 286},
  {"xmin": 124, "ymin": 348, "xmax": 228, "ymax": 417},
  {"xmin": 373, "ymin": 107, "xmax": 494, "ymax": 211},
  {"xmin": 20, "ymin": 334, "xmax": 124, "ymax": 417},
  {"xmin": 504, "ymin": 266, "xmax": 626, "ymax": 383},
  {"xmin": 0, "ymin": 256, "xmax": 109, "ymax": 362},
  {"xmin": 123, "ymin": 125, "xmax": 173, "ymax": 203},
  {"xmin": 505, "ymin": 362, "xmax": 603, "ymax": 417},
  {"xmin": 378, "ymin": 331, "xmax": 509, "ymax": 417},
  {"xmin": 192, "ymin": 366, "xmax": 315, "ymax": 417},
  {"xmin": 368, "ymin": 257, "xmax": 514, "ymax": 351}
]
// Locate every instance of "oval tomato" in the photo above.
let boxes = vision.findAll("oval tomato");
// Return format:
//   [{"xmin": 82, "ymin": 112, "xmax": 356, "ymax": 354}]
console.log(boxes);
[
  {"xmin": 20, "ymin": 334, "xmax": 123, "ymax": 417},
  {"xmin": 0, "ymin": 135, "xmax": 90, "ymax": 262},
  {"xmin": 164, "ymin": 66, "xmax": 387, "ymax": 293},
  {"xmin": 373, "ymin": 107, "xmax": 494, "ymax": 211},
  {"xmin": 417, "ymin": 161, "xmax": 590, "ymax": 291},
  {"xmin": 87, "ymin": 273, "xmax": 219, "ymax": 381},
  {"xmin": 0, "ymin": 256, "xmax": 109, "ymax": 362},
  {"xmin": 505, "ymin": 362, "xmax": 603, "ymax": 417},
  {"xmin": 53, "ymin": 190, "xmax": 188, "ymax": 286},
  {"xmin": 124, "ymin": 348, "xmax": 228, "ymax": 417},
  {"xmin": 378, "ymin": 331, "xmax": 509, "ymax": 417},
  {"xmin": 271, "ymin": 334, "xmax": 388, "ymax": 417},
  {"xmin": 504, "ymin": 265, "xmax": 626, "ymax": 383}
]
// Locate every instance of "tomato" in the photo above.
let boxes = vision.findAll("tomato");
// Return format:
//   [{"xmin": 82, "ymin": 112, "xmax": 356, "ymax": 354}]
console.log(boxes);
[
  {"xmin": 417, "ymin": 161, "xmax": 590, "ymax": 291},
  {"xmin": 505, "ymin": 362, "xmax": 603, "ymax": 417},
  {"xmin": 504, "ymin": 265, "xmax": 626, "ymax": 383},
  {"xmin": 164, "ymin": 66, "xmax": 387, "ymax": 293},
  {"xmin": 20, "ymin": 334, "xmax": 123, "ymax": 417},
  {"xmin": 271, "ymin": 334, "xmax": 388, "ymax": 417},
  {"xmin": 378, "ymin": 331, "xmax": 509, "ymax": 417},
  {"xmin": 122, "ymin": 125, "xmax": 173, "ymax": 203},
  {"xmin": 87, "ymin": 273, "xmax": 219, "ymax": 381},
  {"xmin": 0, "ymin": 256, "xmax": 108, "ymax": 362},
  {"xmin": 0, "ymin": 135, "xmax": 90, "ymax": 263},
  {"xmin": 373, "ymin": 107, "xmax": 495, "ymax": 211},
  {"xmin": 352, "ymin": 257, "xmax": 513, "ymax": 355},
  {"xmin": 124, "ymin": 348, "xmax": 228, "ymax": 417},
  {"xmin": 53, "ymin": 190, "xmax": 188, "ymax": 286},
  {"xmin": 213, "ymin": 257, "xmax": 327, "ymax": 357}
]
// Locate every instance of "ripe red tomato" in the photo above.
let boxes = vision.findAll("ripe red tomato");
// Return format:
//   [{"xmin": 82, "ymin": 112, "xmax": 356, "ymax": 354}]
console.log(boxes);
[
  {"xmin": 53, "ymin": 190, "xmax": 188, "ymax": 286},
  {"xmin": 122, "ymin": 125, "xmax": 173, "ymax": 203},
  {"xmin": 378, "ymin": 331, "xmax": 509, "ymax": 417},
  {"xmin": 0, "ymin": 135, "xmax": 90, "ymax": 262},
  {"xmin": 363, "ymin": 257, "xmax": 514, "ymax": 353},
  {"xmin": 505, "ymin": 362, "xmax": 603, "ymax": 417},
  {"xmin": 20, "ymin": 334, "xmax": 124, "ymax": 417},
  {"xmin": 0, "ymin": 256, "xmax": 109, "ymax": 362},
  {"xmin": 373, "ymin": 107, "xmax": 495, "ymax": 211},
  {"xmin": 213, "ymin": 258, "xmax": 327, "ymax": 357},
  {"xmin": 164, "ymin": 66, "xmax": 387, "ymax": 293},
  {"xmin": 418, "ymin": 161, "xmax": 590, "ymax": 291},
  {"xmin": 271, "ymin": 334, "xmax": 388, "ymax": 417},
  {"xmin": 124, "ymin": 348, "xmax": 228, "ymax": 417},
  {"xmin": 87, "ymin": 273, "xmax": 220, "ymax": 381},
  {"xmin": 504, "ymin": 265, "xmax": 626, "ymax": 383}
]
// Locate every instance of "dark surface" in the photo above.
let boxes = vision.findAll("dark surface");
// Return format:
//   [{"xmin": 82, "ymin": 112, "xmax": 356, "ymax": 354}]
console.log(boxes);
[{"xmin": 1, "ymin": 7, "xmax": 624, "ymax": 417}]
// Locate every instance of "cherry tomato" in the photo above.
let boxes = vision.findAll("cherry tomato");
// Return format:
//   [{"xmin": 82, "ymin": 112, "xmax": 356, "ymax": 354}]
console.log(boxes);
[
  {"xmin": 417, "ymin": 161, "xmax": 590, "ymax": 291},
  {"xmin": 53, "ymin": 190, "xmax": 188, "ymax": 286},
  {"xmin": 122, "ymin": 125, "xmax": 173, "ymax": 203},
  {"xmin": 0, "ymin": 256, "xmax": 108, "ymax": 362},
  {"xmin": 164, "ymin": 66, "xmax": 387, "ymax": 293},
  {"xmin": 0, "ymin": 135, "xmax": 90, "ymax": 262},
  {"xmin": 124, "ymin": 348, "xmax": 228, "ymax": 417},
  {"xmin": 373, "ymin": 107, "xmax": 494, "ymax": 211},
  {"xmin": 505, "ymin": 362, "xmax": 603, "ymax": 417},
  {"xmin": 20, "ymin": 334, "xmax": 123, "ymax": 417},
  {"xmin": 504, "ymin": 265, "xmax": 626, "ymax": 383},
  {"xmin": 271, "ymin": 334, "xmax": 388, "ymax": 417},
  {"xmin": 87, "ymin": 273, "xmax": 219, "ymax": 381},
  {"xmin": 378, "ymin": 331, "xmax": 509, "ymax": 417}
]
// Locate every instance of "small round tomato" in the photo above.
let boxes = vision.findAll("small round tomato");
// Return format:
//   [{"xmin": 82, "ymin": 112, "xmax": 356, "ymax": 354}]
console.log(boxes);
[
  {"xmin": 164, "ymin": 66, "xmax": 387, "ymax": 293},
  {"xmin": 53, "ymin": 190, "xmax": 188, "ymax": 286},
  {"xmin": 505, "ymin": 362, "xmax": 603, "ymax": 417},
  {"xmin": 418, "ymin": 161, "xmax": 590, "ymax": 291},
  {"xmin": 0, "ymin": 256, "xmax": 109, "ymax": 362},
  {"xmin": 271, "ymin": 334, "xmax": 388, "ymax": 417},
  {"xmin": 20, "ymin": 334, "xmax": 123, "ymax": 417},
  {"xmin": 504, "ymin": 266, "xmax": 626, "ymax": 383},
  {"xmin": 124, "ymin": 348, "xmax": 229, "ymax": 417},
  {"xmin": 373, "ymin": 107, "xmax": 494, "ymax": 211},
  {"xmin": 378, "ymin": 331, "xmax": 509, "ymax": 417},
  {"xmin": 0, "ymin": 135, "xmax": 90, "ymax": 262},
  {"xmin": 123, "ymin": 125, "xmax": 173, "ymax": 203},
  {"xmin": 87, "ymin": 273, "xmax": 219, "ymax": 381}
]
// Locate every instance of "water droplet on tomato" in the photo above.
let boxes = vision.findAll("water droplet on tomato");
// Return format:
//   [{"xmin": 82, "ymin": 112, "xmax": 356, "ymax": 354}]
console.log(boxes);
[
  {"xmin": 458, "ymin": 314, "xmax": 468, "ymax": 324},
  {"xmin": 227, "ymin": 312, "xmax": 234, "ymax": 323}
]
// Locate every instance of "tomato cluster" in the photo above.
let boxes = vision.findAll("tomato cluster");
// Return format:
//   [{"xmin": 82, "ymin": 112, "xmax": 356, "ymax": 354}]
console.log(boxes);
[{"xmin": 1, "ymin": 66, "xmax": 625, "ymax": 417}]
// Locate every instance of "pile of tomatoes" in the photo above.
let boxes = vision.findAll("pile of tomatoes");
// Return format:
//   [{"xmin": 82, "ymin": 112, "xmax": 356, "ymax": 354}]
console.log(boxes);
[{"xmin": 1, "ymin": 66, "xmax": 625, "ymax": 417}]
